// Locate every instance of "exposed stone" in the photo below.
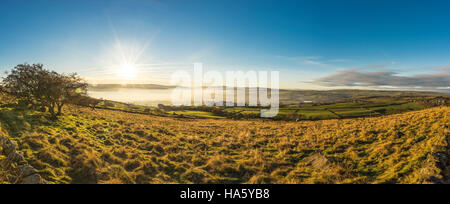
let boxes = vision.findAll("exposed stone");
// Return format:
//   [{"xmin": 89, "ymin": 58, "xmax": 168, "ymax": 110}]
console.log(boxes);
[
  {"xmin": 7, "ymin": 151, "xmax": 25, "ymax": 163},
  {"xmin": 304, "ymin": 154, "xmax": 329, "ymax": 169},
  {"xmin": 0, "ymin": 159, "xmax": 11, "ymax": 169},
  {"xmin": 21, "ymin": 174, "xmax": 45, "ymax": 184},
  {"xmin": 18, "ymin": 164, "xmax": 38, "ymax": 177},
  {"xmin": 1, "ymin": 136, "xmax": 46, "ymax": 184}
]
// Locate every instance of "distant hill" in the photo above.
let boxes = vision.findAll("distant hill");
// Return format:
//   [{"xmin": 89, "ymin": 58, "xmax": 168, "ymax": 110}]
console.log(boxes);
[
  {"xmin": 88, "ymin": 84, "xmax": 176, "ymax": 90},
  {"xmin": 88, "ymin": 84, "xmax": 449, "ymax": 105}
]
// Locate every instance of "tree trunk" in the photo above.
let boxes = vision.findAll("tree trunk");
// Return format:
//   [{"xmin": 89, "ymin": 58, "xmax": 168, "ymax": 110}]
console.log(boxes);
[
  {"xmin": 48, "ymin": 103, "xmax": 57, "ymax": 119},
  {"xmin": 57, "ymin": 103, "xmax": 64, "ymax": 115},
  {"xmin": 41, "ymin": 103, "xmax": 48, "ymax": 112}
]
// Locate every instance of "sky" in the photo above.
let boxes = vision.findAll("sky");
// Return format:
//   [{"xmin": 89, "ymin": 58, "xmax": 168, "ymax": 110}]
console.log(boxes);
[{"xmin": 0, "ymin": 0, "xmax": 449, "ymax": 91}]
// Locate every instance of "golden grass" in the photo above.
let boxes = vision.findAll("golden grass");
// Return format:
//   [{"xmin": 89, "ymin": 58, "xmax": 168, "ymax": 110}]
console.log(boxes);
[{"xmin": 0, "ymin": 99, "xmax": 448, "ymax": 184}]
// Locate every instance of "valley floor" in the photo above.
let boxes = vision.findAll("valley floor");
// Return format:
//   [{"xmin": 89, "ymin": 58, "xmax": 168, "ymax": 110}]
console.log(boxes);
[{"xmin": 1, "ymin": 101, "xmax": 449, "ymax": 184}]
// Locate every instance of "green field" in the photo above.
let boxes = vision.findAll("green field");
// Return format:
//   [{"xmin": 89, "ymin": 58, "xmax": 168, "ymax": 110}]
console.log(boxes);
[
  {"xmin": 87, "ymin": 93, "xmax": 446, "ymax": 122},
  {"xmin": 168, "ymin": 111, "xmax": 226, "ymax": 119},
  {"xmin": 218, "ymin": 98, "xmax": 429, "ymax": 120},
  {"xmin": 278, "ymin": 89, "xmax": 446, "ymax": 104}
]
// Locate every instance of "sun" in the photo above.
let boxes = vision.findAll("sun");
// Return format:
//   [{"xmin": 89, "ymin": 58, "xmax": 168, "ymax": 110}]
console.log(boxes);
[{"xmin": 118, "ymin": 63, "xmax": 138, "ymax": 79}]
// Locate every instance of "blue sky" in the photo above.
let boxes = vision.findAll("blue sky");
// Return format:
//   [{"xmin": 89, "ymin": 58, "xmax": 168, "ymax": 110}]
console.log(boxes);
[{"xmin": 0, "ymin": 0, "xmax": 449, "ymax": 91}]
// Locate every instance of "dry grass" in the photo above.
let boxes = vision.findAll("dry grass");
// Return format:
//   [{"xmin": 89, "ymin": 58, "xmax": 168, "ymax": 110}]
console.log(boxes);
[{"xmin": 0, "ymin": 97, "xmax": 448, "ymax": 183}]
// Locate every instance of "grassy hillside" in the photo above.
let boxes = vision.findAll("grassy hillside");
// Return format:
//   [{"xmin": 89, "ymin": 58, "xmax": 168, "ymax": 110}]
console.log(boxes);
[
  {"xmin": 0, "ymin": 96, "xmax": 448, "ymax": 183},
  {"xmin": 158, "ymin": 96, "xmax": 448, "ymax": 120}
]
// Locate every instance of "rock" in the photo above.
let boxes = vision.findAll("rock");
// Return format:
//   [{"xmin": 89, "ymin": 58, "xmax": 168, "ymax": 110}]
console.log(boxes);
[
  {"xmin": 304, "ymin": 154, "xmax": 329, "ymax": 169},
  {"xmin": 1, "ymin": 136, "xmax": 46, "ymax": 184},
  {"xmin": 21, "ymin": 174, "xmax": 45, "ymax": 184},
  {"xmin": 7, "ymin": 151, "xmax": 24, "ymax": 163},
  {"xmin": 0, "ymin": 159, "xmax": 11, "ymax": 169},
  {"xmin": 18, "ymin": 164, "xmax": 38, "ymax": 177}
]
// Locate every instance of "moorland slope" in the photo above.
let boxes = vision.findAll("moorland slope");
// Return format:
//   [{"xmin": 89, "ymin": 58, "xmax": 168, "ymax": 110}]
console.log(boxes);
[{"xmin": 0, "ymin": 97, "xmax": 448, "ymax": 184}]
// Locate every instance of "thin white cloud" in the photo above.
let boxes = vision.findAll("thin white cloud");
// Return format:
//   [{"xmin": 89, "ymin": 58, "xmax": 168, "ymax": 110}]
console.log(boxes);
[
  {"xmin": 276, "ymin": 56, "xmax": 333, "ymax": 67},
  {"xmin": 328, "ymin": 59, "xmax": 353, "ymax": 63}
]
